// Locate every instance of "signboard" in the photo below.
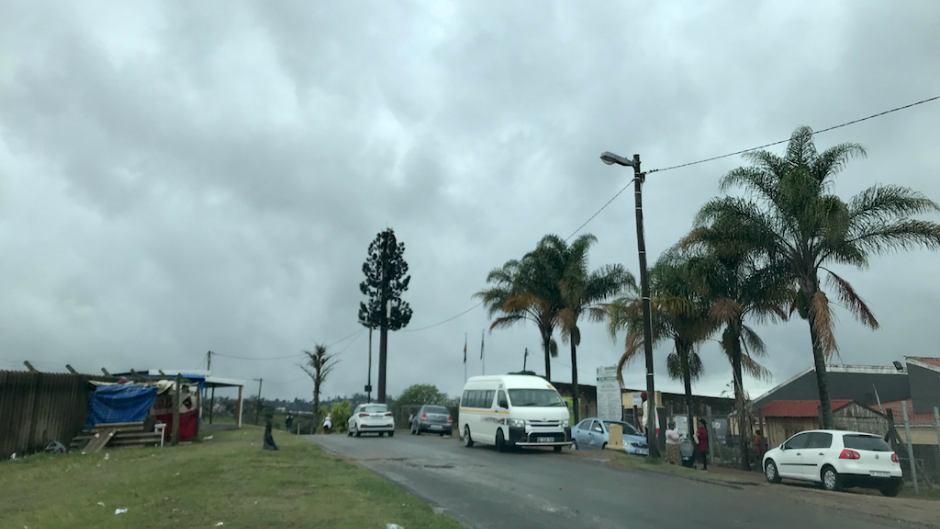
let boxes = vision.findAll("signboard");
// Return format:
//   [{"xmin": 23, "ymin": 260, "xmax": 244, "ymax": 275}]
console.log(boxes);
[
  {"xmin": 675, "ymin": 416, "xmax": 689, "ymax": 436},
  {"xmin": 632, "ymin": 393, "xmax": 643, "ymax": 407},
  {"xmin": 596, "ymin": 366, "xmax": 621, "ymax": 420}
]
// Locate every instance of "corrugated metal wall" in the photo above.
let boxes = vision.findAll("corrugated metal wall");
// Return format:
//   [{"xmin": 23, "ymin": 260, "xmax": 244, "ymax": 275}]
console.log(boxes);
[{"xmin": 0, "ymin": 371, "xmax": 111, "ymax": 459}]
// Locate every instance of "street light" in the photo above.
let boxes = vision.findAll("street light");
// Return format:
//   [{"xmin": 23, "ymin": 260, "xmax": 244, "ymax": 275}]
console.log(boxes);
[{"xmin": 599, "ymin": 151, "xmax": 660, "ymax": 459}]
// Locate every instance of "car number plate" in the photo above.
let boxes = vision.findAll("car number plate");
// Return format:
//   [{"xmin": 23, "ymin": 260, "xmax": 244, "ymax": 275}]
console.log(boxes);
[
  {"xmin": 870, "ymin": 471, "xmax": 890, "ymax": 478},
  {"xmin": 537, "ymin": 437, "xmax": 553, "ymax": 443},
  {"xmin": 431, "ymin": 425, "xmax": 442, "ymax": 430}
]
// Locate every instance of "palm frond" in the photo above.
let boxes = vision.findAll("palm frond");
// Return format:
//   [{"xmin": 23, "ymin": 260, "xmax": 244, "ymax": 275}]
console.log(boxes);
[
  {"xmin": 741, "ymin": 325, "xmax": 767, "ymax": 357},
  {"xmin": 822, "ymin": 268, "xmax": 879, "ymax": 329},
  {"xmin": 709, "ymin": 297, "xmax": 743, "ymax": 324},
  {"xmin": 740, "ymin": 354, "xmax": 773, "ymax": 382},
  {"xmin": 616, "ymin": 332, "xmax": 644, "ymax": 387},
  {"xmin": 490, "ymin": 314, "xmax": 526, "ymax": 331}
]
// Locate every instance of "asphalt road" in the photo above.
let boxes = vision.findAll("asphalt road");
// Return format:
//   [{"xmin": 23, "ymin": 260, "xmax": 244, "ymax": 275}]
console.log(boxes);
[{"xmin": 306, "ymin": 433, "xmax": 909, "ymax": 529}]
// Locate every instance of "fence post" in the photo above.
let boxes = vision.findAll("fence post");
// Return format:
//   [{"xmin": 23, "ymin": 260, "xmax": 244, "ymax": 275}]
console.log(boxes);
[
  {"xmin": 172, "ymin": 374, "xmax": 182, "ymax": 447},
  {"xmin": 902, "ymin": 401, "xmax": 918, "ymax": 493},
  {"xmin": 707, "ymin": 405, "xmax": 715, "ymax": 465}
]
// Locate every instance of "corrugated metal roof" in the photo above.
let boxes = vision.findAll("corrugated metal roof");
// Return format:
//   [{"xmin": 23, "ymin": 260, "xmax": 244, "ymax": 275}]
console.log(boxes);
[
  {"xmin": 880, "ymin": 399, "xmax": 936, "ymax": 426},
  {"xmin": 908, "ymin": 357, "xmax": 940, "ymax": 368},
  {"xmin": 760, "ymin": 399, "xmax": 853, "ymax": 418}
]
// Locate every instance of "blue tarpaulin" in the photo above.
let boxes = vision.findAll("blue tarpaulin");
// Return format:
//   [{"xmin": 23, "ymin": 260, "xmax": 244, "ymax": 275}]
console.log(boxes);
[{"xmin": 85, "ymin": 384, "xmax": 158, "ymax": 429}]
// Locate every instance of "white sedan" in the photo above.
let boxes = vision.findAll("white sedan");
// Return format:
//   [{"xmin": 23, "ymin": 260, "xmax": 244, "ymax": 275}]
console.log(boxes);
[
  {"xmin": 348, "ymin": 403, "xmax": 396, "ymax": 437},
  {"xmin": 762, "ymin": 430, "xmax": 902, "ymax": 496}
]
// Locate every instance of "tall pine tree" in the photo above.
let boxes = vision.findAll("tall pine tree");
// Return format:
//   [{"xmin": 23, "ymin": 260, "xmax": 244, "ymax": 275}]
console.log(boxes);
[{"xmin": 359, "ymin": 228, "xmax": 413, "ymax": 403}]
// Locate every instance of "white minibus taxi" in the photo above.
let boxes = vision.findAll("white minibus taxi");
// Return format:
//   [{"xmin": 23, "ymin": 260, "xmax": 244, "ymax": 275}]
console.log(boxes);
[{"xmin": 458, "ymin": 375, "xmax": 571, "ymax": 452}]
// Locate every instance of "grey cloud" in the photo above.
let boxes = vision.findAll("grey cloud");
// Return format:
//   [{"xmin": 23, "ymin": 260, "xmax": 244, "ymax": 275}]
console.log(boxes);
[{"xmin": 1, "ymin": 0, "xmax": 938, "ymax": 404}]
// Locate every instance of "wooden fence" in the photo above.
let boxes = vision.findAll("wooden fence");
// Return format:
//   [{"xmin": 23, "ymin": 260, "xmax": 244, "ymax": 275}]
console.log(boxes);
[{"xmin": 0, "ymin": 370, "xmax": 112, "ymax": 459}]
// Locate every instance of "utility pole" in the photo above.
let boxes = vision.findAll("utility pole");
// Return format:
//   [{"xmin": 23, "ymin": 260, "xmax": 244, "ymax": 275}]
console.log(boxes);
[
  {"xmin": 366, "ymin": 326, "xmax": 373, "ymax": 403},
  {"xmin": 253, "ymin": 378, "xmax": 263, "ymax": 425},
  {"xmin": 207, "ymin": 350, "xmax": 212, "ymax": 372},
  {"xmin": 523, "ymin": 347, "xmax": 529, "ymax": 372},
  {"xmin": 378, "ymin": 233, "xmax": 390, "ymax": 403},
  {"xmin": 600, "ymin": 151, "xmax": 660, "ymax": 458}
]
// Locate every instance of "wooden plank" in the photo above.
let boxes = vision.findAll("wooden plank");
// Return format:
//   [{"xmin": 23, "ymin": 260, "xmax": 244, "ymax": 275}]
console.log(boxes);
[
  {"xmin": 81, "ymin": 428, "xmax": 117, "ymax": 453},
  {"xmin": 92, "ymin": 421, "xmax": 145, "ymax": 430}
]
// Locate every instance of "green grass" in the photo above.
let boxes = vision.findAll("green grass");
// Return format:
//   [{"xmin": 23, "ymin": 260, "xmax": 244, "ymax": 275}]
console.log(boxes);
[
  {"xmin": 608, "ymin": 451, "xmax": 745, "ymax": 483},
  {"xmin": 899, "ymin": 486, "xmax": 940, "ymax": 501},
  {"xmin": 0, "ymin": 427, "xmax": 463, "ymax": 529}
]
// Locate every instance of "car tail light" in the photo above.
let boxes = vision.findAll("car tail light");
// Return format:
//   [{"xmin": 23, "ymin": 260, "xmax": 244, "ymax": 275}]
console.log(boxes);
[
  {"xmin": 891, "ymin": 453, "xmax": 899, "ymax": 463},
  {"xmin": 358, "ymin": 413, "xmax": 369, "ymax": 417},
  {"xmin": 447, "ymin": 415, "xmax": 453, "ymax": 423},
  {"xmin": 839, "ymin": 449, "xmax": 860, "ymax": 460},
  {"xmin": 421, "ymin": 413, "xmax": 427, "ymax": 421},
  {"xmin": 385, "ymin": 412, "xmax": 393, "ymax": 417}
]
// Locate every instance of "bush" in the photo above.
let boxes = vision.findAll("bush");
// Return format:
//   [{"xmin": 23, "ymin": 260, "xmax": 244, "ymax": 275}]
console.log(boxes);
[{"xmin": 320, "ymin": 400, "xmax": 352, "ymax": 433}]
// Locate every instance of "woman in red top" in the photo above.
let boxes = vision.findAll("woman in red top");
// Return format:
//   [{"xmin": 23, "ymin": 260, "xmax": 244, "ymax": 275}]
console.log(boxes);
[{"xmin": 695, "ymin": 419, "xmax": 709, "ymax": 471}]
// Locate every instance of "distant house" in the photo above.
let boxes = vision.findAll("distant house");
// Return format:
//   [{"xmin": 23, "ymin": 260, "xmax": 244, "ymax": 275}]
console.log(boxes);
[
  {"xmin": 759, "ymin": 399, "xmax": 888, "ymax": 448},
  {"xmin": 752, "ymin": 357, "xmax": 940, "ymax": 445}
]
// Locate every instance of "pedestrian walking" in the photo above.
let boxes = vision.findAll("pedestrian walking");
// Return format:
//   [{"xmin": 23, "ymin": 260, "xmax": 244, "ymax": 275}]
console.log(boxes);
[
  {"xmin": 665, "ymin": 421, "xmax": 681, "ymax": 464},
  {"xmin": 694, "ymin": 418, "xmax": 708, "ymax": 471},
  {"xmin": 285, "ymin": 412, "xmax": 294, "ymax": 433}
]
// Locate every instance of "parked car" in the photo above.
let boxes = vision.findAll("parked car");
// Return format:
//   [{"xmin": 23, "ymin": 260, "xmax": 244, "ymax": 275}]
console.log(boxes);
[
  {"xmin": 762, "ymin": 430, "xmax": 902, "ymax": 496},
  {"xmin": 458, "ymin": 375, "xmax": 571, "ymax": 452},
  {"xmin": 410, "ymin": 405, "xmax": 453, "ymax": 436},
  {"xmin": 348, "ymin": 403, "xmax": 395, "ymax": 437},
  {"xmin": 572, "ymin": 418, "xmax": 649, "ymax": 456}
]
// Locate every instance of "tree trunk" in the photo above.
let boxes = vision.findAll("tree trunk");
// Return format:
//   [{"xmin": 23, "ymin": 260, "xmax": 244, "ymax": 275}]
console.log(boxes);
[
  {"xmin": 681, "ymin": 346, "xmax": 694, "ymax": 436},
  {"xmin": 808, "ymin": 316, "xmax": 834, "ymax": 428},
  {"xmin": 313, "ymin": 385, "xmax": 320, "ymax": 435},
  {"xmin": 378, "ymin": 325, "xmax": 388, "ymax": 403},
  {"xmin": 542, "ymin": 331, "xmax": 552, "ymax": 381},
  {"xmin": 729, "ymin": 323, "xmax": 750, "ymax": 471},
  {"xmin": 570, "ymin": 340, "xmax": 579, "ymax": 424}
]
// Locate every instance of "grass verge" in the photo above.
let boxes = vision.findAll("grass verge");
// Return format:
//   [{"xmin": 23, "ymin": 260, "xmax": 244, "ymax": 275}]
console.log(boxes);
[{"xmin": 0, "ymin": 427, "xmax": 463, "ymax": 529}]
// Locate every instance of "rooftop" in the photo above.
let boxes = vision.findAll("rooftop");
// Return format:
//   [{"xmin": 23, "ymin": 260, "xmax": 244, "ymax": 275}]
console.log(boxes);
[{"xmin": 760, "ymin": 399, "xmax": 853, "ymax": 418}]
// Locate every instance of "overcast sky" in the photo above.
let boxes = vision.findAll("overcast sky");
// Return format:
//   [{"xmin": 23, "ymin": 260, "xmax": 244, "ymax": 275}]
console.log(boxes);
[{"xmin": 2, "ymin": 0, "xmax": 938, "ymax": 404}]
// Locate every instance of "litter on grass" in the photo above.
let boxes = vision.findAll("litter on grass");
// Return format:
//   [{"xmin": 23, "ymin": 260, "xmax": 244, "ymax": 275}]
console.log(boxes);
[
  {"xmin": 96, "ymin": 502, "xmax": 105, "ymax": 507},
  {"xmin": 114, "ymin": 508, "xmax": 128, "ymax": 515},
  {"xmin": 387, "ymin": 525, "xmax": 404, "ymax": 529}
]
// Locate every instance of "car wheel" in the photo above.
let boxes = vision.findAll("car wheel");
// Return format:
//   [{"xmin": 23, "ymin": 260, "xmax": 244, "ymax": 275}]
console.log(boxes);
[
  {"xmin": 601, "ymin": 442, "xmax": 607, "ymax": 451},
  {"xmin": 765, "ymin": 459, "xmax": 782, "ymax": 483},
  {"xmin": 355, "ymin": 426, "xmax": 361, "ymax": 438},
  {"xmin": 439, "ymin": 432, "xmax": 445, "ymax": 437},
  {"xmin": 410, "ymin": 423, "xmax": 415, "ymax": 435},
  {"xmin": 881, "ymin": 481, "xmax": 902, "ymax": 497},
  {"xmin": 554, "ymin": 446, "xmax": 563, "ymax": 453},
  {"xmin": 496, "ymin": 429, "xmax": 507, "ymax": 453},
  {"xmin": 572, "ymin": 439, "xmax": 579, "ymax": 450},
  {"xmin": 389, "ymin": 430, "xmax": 394, "ymax": 438},
  {"xmin": 821, "ymin": 466, "xmax": 842, "ymax": 492},
  {"xmin": 347, "ymin": 428, "xmax": 352, "ymax": 437},
  {"xmin": 463, "ymin": 426, "xmax": 474, "ymax": 448}
]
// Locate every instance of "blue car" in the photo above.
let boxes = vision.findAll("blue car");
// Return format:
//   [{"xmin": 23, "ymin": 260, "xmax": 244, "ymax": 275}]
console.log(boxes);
[{"xmin": 572, "ymin": 418, "xmax": 649, "ymax": 456}]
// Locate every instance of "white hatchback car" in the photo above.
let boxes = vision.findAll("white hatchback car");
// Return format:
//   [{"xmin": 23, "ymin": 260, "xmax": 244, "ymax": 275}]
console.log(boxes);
[
  {"xmin": 348, "ymin": 403, "xmax": 396, "ymax": 437},
  {"xmin": 762, "ymin": 430, "xmax": 902, "ymax": 496}
]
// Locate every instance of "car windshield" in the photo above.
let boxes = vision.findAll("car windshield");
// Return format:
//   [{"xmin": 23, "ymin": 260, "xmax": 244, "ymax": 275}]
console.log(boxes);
[
  {"xmin": 362, "ymin": 405, "xmax": 388, "ymax": 413},
  {"xmin": 843, "ymin": 434, "xmax": 892, "ymax": 452},
  {"xmin": 424, "ymin": 406, "xmax": 448, "ymax": 414},
  {"xmin": 507, "ymin": 389, "xmax": 565, "ymax": 407},
  {"xmin": 604, "ymin": 421, "xmax": 640, "ymax": 436}
]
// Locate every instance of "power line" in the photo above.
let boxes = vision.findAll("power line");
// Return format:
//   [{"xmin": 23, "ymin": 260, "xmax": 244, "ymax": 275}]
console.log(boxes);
[
  {"xmin": 334, "ymin": 329, "xmax": 366, "ymax": 356},
  {"xmin": 646, "ymin": 94, "xmax": 940, "ymax": 174},
  {"xmin": 566, "ymin": 180, "xmax": 634, "ymax": 241},
  {"xmin": 562, "ymin": 95, "xmax": 940, "ymax": 242},
  {"xmin": 213, "ymin": 352, "xmax": 306, "ymax": 361},
  {"xmin": 327, "ymin": 328, "xmax": 364, "ymax": 348},
  {"xmin": 400, "ymin": 302, "xmax": 483, "ymax": 332}
]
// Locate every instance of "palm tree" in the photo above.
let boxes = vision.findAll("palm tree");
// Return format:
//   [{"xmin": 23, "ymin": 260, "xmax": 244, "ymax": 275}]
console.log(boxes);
[
  {"xmin": 474, "ymin": 257, "xmax": 560, "ymax": 380},
  {"xmin": 607, "ymin": 254, "xmax": 716, "ymax": 431},
  {"xmin": 694, "ymin": 126, "xmax": 940, "ymax": 428},
  {"xmin": 546, "ymin": 236, "xmax": 634, "ymax": 423},
  {"xmin": 300, "ymin": 344, "xmax": 339, "ymax": 433},
  {"xmin": 678, "ymin": 243, "xmax": 790, "ymax": 469}
]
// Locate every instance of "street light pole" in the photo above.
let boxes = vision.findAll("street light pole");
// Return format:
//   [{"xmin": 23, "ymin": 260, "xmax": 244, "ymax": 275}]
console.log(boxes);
[{"xmin": 600, "ymin": 151, "xmax": 660, "ymax": 458}]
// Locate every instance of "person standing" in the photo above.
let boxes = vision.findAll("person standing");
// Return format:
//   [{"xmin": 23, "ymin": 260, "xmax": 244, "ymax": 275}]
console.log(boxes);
[
  {"xmin": 754, "ymin": 429, "xmax": 767, "ymax": 469},
  {"xmin": 694, "ymin": 418, "xmax": 709, "ymax": 471},
  {"xmin": 665, "ymin": 421, "xmax": 681, "ymax": 464},
  {"xmin": 285, "ymin": 412, "xmax": 294, "ymax": 433},
  {"xmin": 322, "ymin": 413, "xmax": 332, "ymax": 434}
]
